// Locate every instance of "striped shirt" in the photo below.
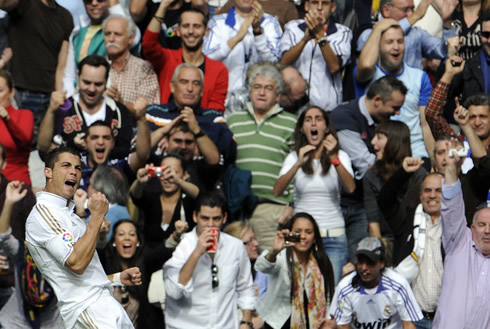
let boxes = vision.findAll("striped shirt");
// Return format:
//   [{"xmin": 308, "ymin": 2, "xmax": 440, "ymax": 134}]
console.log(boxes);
[
  {"xmin": 329, "ymin": 268, "xmax": 423, "ymax": 329},
  {"xmin": 227, "ymin": 103, "xmax": 296, "ymax": 204},
  {"xmin": 26, "ymin": 192, "xmax": 113, "ymax": 329}
]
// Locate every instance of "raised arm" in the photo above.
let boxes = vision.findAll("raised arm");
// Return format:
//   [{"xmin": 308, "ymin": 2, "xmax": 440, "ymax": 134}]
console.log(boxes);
[
  {"xmin": 129, "ymin": 0, "xmax": 148, "ymax": 23},
  {"xmin": 0, "ymin": 181, "xmax": 28, "ymax": 234},
  {"xmin": 65, "ymin": 192, "xmax": 109, "ymax": 274},
  {"xmin": 128, "ymin": 97, "xmax": 151, "ymax": 172},
  {"xmin": 37, "ymin": 90, "xmax": 67, "ymax": 157},
  {"xmin": 425, "ymin": 56, "xmax": 464, "ymax": 140},
  {"xmin": 273, "ymin": 146, "xmax": 315, "ymax": 197},
  {"xmin": 356, "ymin": 19, "xmax": 399, "ymax": 83},
  {"xmin": 453, "ymin": 100, "xmax": 486, "ymax": 159}
]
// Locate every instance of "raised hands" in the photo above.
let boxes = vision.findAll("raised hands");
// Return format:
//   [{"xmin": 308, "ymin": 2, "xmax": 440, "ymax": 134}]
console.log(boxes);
[
  {"xmin": 453, "ymin": 98, "xmax": 469, "ymax": 127},
  {"xmin": 48, "ymin": 90, "xmax": 67, "ymax": 113},
  {"xmin": 323, "ymin": 134, "xmax": 338, "ymax": 156},
  {"xmin": 87, "ymin": 192, "xmax": 109, "ymax": 221},
  {"xmin": 298, "ymin": 144, "xmax": 316, "ymax": 164},
  {"xmin": 5, "ymin": 181, "xmax": 28, "ymax": 204},
  {"xmin": 305, "ymin": 10, "xmax": 325, "ymax": 40},
  {"xmin": 251, "ymin": 0, "xmax": 264, "ymax": 31},
  {"xmin": 129, "ymin": 96, "xmax": 149, "ymax": 121},
  {"xmin": 121, "ymin": 267, "xmax": 142, "ymax": 286},
  {"xmin": 402, "ymin": 157, "xmax": 424, "ymax": 173}
]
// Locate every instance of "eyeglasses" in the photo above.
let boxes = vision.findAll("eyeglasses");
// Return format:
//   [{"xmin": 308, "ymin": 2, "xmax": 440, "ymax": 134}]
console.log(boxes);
[
  {"xmin": 83, "ymin": 0, "xmax": 107, "ymax": 4},
  {"xmin": 388, "ymin": 3, "xmax": 415, "ymax": 13},
  {"xmin": 211, "ymin": 264, "xmax": 219, "ymax": 288},
  {"xmin": 479, "ymin": 31, "xmax": 490, "ymax": 39}
]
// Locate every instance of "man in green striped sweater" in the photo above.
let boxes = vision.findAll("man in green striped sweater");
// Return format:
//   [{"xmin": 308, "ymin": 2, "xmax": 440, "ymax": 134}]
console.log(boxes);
[{"xmin": 227, "ymin": 64, "xmax": 297, "ymax": 252}]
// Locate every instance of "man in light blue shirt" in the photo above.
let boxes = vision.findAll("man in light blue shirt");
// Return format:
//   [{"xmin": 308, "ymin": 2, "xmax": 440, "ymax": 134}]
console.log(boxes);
[{"xmin": 357, "ymin": 0, "xmax": 458, "ymax": 69}]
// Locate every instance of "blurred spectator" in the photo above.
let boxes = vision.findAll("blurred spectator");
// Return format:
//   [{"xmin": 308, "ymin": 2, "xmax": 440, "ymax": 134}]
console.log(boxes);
[
  {"xmin": 101, "ymin": 219, "xmax": 172, "ymax": 328},
  {"xmin": 130, "ymin": 0, "xmax": 206, "ymax": 49},
  {"xmin": 103, "ymin": 14, "xmax": 160, "ymax": 108},
  {"xmin": 279, "ymin": 66, "xmax": 308, "ymax": 115},
  {"xmin": 0, "ymin": 181, "xmax": 62, "ymax": 328},
  {"xmin": 453, "ymin": 9, "xmax": 490, "ymax": 100},
  {"xmin": 227, "ymin": 64, "xmax": 296, "ymax": 253},
  {"xmin": 330, "ymin": 76, "xmax": 407, "ymax": 261},
  {"xmin": 273, "ymin": 106, "xmax": 355, "ymax": 284},
  {"xmin": 0, "ymin": 144, "xmax": 36, "ymax": 313},
  {"xmin": 203, "ymin": 0, "xmax": 282, "ymax": 100},
  {"xmin": 0, "ymin": 68, "xmax": 34, "ymax": 185},
  {"xmin": 150, "ymin": 120, "xmax": 222, "ymax": 193},
  {"xmin": 130, "ymin": 154, "xmax": 198, "ymax": 248},
  {"xmin": 74, "ymin": 165, "xmax": 131, "ymax": 239},
  {"xmin": 280, "ymin": 0, "xmax": 352, "ymax": 111},
  {"xmin": 452, "ymin": 0, "xmax": 488, "ymax": 60},
  {"xmin": 218, "ymin": 0, "xmax": 299, "ymax": 29},
  {"xmin": 363, "ymin": 121, "xmax": 427, "ymax": 246},
  {"xmin": 255, "ymin": 212, "xmax": 335, "ymax": 329},
  {"xmin": 1, "ymin": 0, "xmax": 73, "ymax": 142},
  {"xmin": 142, "ymin": 7, "xmax": 228, "ymax": 111},
  {"xmin": 62, "ymin": 0, "xmax": 141, "ymax": 98},
  {"xmin": 357, "ymin": 0, "xmax": 458, "ymax": 70},
  {"xmin": 162, "ymin": 192, "xmax": 256, "ymax": 329},
  {"xmin": 38, "ymin": 55, "xmax": 136, "ymax": 160},
  {"xmin": 356, "ymin": 20, "xmax": 433, "ymax": 162},
  {"xmin": 145, "ymin": 63, "xmax": 236, "ymax": 166}
]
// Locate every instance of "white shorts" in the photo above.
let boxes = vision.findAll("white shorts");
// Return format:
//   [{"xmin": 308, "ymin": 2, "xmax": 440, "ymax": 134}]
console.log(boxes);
[{"xmin": 73, "ymin": 293, "xmax": 134, "ymax": 329}]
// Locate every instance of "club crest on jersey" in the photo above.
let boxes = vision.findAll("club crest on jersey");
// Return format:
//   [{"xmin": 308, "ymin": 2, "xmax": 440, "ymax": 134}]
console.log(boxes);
[
  {"xmin": 383, "ymin": 304, "xmax": 393, "ymax": 316},
  {"xmin": 62, "ymin": 232, "xmax": 75, "ymax": 247}
]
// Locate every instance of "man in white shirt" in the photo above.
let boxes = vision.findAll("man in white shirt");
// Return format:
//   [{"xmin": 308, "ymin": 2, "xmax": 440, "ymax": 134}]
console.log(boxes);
[
  {"xmin": 163, "ymin": 192, "xmax": 256, "ymax": 329},
  {"xmin": 25, "ymin": 146, "xmax": 142, "ymax": 329},
  {"xmin": 328, "ymin": 237, "xmax": 422, "ymax": 329}
]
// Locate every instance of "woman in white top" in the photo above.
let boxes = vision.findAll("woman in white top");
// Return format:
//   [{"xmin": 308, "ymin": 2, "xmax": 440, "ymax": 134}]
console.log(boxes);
[
  {"xmin": 273, "ymin": 106, "xmax": 355, "ymax": 284},
  {"xmin": 255, "ymin": 212, "xmax": 335, "ymax": 329}
]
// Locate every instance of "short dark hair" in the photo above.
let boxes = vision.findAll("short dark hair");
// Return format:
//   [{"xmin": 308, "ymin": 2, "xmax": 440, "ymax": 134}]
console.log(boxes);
[
  {"xmin": 78, "ymin": 55, "xmax": 110, "ymax": 82},
  {"xmin": 194, "ymin": 191, "xmax": 227, "ymax": 215},
  {"xmin": 87, "ymin": 120, "xmax": 114, "ymax": 138},
  {"xmin": 178, "ymin": 8, "xmax": 208, "ymax": 27},
  {"xmin": 168, "ymin": 121, "xmax": 193, "ymax": 137},
  {"xmin": 366, "ymin": 76, "xmax": 408, "ymax": 102},
  {"xmin": 463, "ymin": 93, "xmax": 490, "ymax": 108},
  {"xmin": 45, "ymin": 146, "xmax": 81, "ymax": 170}
]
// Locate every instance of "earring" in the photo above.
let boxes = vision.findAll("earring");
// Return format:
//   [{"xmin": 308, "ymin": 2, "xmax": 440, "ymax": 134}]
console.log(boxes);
[
  {"xmin": 315, "ymin": 244, "xmax": 318, "ymax": 252},
  {"xmin": 112, "ymin": 243, "xmax": 116, "ymax": 247},
  {"xmin": 136, "ymin": 243, "xmax": 140, "ymax": 247}
]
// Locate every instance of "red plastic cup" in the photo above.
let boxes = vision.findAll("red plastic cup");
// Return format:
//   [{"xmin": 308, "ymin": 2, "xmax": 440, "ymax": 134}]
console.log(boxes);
[{"xmin": 207, "ymin": 228, "xmax": 218, "ymax": 254}]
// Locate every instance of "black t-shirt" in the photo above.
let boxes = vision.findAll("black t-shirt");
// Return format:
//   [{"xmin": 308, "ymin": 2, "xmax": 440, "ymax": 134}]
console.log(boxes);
[
  {"xmin": 8, "ymin": 0, "xmax": 73, "ymax": 93},
  {"xmin": 452, "ymin": 10, "xmax": 482, "ymax": 61},
  {"xmin": 137, "ymin": 0, "xmax": 191, "ymax": 50}
]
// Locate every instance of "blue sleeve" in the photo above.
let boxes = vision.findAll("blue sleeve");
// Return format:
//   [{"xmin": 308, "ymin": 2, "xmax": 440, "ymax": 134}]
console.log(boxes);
[{"xmin": 418, "ymin": 72, "xmax": 432, "ymax": 106}]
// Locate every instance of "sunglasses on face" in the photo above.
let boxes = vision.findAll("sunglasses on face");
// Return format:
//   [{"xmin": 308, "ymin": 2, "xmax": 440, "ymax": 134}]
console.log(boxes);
[{"xmin": 479, "ymin": 31, "xmax": 490, "ymax": 39}]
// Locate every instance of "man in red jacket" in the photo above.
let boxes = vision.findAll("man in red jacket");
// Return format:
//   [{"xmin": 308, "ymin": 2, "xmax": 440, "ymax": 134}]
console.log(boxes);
[{"xmin": 143, "ymin": 5, "xmax": 228, "ymax": 112}]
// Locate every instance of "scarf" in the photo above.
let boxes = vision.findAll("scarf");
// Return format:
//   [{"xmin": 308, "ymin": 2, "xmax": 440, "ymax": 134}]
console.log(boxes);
[{"xmin": 290, "ymin": 252, "xmax": 326, "ymax": 329}]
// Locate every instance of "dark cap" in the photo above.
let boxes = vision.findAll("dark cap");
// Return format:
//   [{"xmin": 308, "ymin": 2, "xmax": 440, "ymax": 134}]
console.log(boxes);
[{"xmin": 356, "ymin": 237, "xmax": 385, "ymax": 262}]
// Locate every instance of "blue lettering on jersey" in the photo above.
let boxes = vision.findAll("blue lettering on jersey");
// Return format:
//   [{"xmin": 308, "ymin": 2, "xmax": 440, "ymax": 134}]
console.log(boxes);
[{"xmin": 353, "ymin": 317, "xmax": 392, "ymax": 329}]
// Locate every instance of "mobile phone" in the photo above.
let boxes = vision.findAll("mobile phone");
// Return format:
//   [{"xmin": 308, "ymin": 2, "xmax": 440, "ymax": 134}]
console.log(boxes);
[{"xmin": 451, "ymin": 60, "xmax": 462, "ymax": 67}]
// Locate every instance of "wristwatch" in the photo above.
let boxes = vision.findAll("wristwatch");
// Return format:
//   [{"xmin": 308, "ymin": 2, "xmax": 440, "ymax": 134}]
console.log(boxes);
[
  {"xmin": 318, "ymin": 36, "xmax": 328, "ymax": 47},
  {"xmin": 240, "ymin": 321, "xmax": 253, "ymax": 328}
]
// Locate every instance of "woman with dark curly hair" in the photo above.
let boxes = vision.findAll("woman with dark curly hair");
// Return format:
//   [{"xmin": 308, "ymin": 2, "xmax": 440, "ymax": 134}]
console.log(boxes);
[
  {"xmin": 273, "ymin": 106, "xmax": 355, "ymax": 284},
  {"xmin": 255, "ymin": 212, "xmax": 335, "ymax": 329}
]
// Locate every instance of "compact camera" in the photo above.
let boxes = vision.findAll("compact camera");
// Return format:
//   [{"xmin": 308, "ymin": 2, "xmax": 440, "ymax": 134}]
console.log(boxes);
[{"xmin": 148, "ymin": 166, "xmax": 164, "ymax": 177}]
